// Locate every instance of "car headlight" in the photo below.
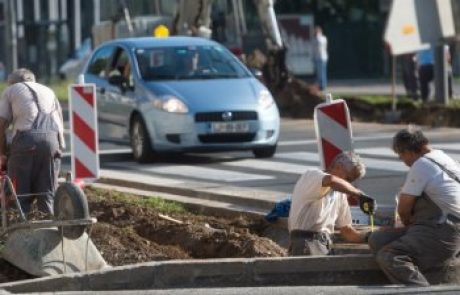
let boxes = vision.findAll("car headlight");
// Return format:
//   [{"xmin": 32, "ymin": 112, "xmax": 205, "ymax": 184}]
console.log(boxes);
[
  {"xmin": 152, "ymin": 95, "xmax": 188, "ymax": 113},
  {"xmin": 258, "ymin": 90, "xmax": 274, "ymax": 109}
]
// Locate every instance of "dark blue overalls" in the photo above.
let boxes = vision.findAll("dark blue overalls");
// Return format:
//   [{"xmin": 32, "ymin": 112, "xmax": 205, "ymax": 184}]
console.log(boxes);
[{"xmin": 7, "ymin": 83, "xmax": 61, "ymax": 215}]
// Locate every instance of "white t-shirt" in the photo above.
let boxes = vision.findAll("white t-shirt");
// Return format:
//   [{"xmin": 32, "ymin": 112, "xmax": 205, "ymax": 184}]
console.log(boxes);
[
  {"xmin": 0, "ymin": 82, "xmax": 65, "ymax": 149},
  {"xmin": 312, "ymin": 34, "xmax": 328, "ymax": 62},
  {"xmin": 401, "ymin": 149, "xmax": 460, "ymax": 219},
  {"xmin": 288, "ymin": 169, "xmax": 352, "ymax": 234}
]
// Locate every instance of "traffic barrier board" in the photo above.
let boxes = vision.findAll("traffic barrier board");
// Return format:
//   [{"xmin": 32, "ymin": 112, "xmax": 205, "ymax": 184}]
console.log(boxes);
[
  {"xmin": 69, "ymin": 83, "xmax": 99, "ymax": 183},
  {"xmin": 314, "ymin": 98, "xmax": 353, "ymax": 170}
]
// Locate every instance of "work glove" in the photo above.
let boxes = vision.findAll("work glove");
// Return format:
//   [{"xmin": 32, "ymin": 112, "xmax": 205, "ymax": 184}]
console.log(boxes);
[{"xmin": 359, "ymin": 193, "xmax": 377, "ymax": 215}]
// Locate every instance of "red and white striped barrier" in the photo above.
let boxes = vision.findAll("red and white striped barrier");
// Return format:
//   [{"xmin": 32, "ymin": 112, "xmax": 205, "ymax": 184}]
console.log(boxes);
[
  {"xmin": 314, "ymin": 95, "xmax": 368, "ymax": 224},
  {"xmin": 69, "ymin": 82, "xmax": 99, "ymax": 184},
  {"xmin": 314, "ymin": 96, "xmax": 353, "ymax": 170}
]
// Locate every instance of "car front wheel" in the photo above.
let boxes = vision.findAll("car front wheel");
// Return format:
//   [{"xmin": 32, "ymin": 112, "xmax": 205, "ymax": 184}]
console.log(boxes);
[
  {"xmin": 252, "ymin": 144, "xmax": 277, "ymax": 158},
  {"xmin": 130, "ymin": 115, "xmax": 155, "ymax": 163}
]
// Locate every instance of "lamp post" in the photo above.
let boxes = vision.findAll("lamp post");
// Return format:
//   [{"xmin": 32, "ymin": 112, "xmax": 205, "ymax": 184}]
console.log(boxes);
[
  {"xmin": 4, "ymin": 0, "xmax": 17, "ymax": 74},
  {"xmin": 4, "ymin": 0, "xmax": 18, "ymax": 74}
]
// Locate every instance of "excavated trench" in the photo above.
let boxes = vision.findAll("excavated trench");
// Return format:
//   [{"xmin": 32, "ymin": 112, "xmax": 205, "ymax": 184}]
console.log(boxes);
[{"xmin": 0, "ymin": 186, "xmax": 287, "ymax": 283}]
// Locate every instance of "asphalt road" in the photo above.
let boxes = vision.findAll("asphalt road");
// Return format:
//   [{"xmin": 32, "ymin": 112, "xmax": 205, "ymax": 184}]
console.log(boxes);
[{"xmin": 61, "ymin": 119, "xmax": 460, "ymax": 208}]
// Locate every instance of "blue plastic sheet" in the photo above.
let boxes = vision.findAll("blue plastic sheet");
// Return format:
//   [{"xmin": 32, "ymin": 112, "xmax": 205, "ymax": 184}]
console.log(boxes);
[{"xmin": 265, "ymin": 196, "xmax": 291, "ymax": 222}]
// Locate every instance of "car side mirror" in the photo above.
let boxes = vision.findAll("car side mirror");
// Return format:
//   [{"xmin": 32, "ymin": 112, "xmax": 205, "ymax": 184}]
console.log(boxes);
[{"xmin": 250, "ymin": 68, "xmax": 263, "ymax": 79}]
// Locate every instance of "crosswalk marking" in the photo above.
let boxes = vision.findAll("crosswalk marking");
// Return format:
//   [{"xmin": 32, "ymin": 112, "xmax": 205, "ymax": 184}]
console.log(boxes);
[
  {"xmin": 433, "ymin": 143, "xmax": 460, "ymax": 151},
  {"xmin": 223, "ymin": 159, "xmax": 315, "ymax": 174},
  {"xmin": 276, "ymin": 152, "xmax": 408, "ymax": 172},
  {"xmin": 277, "ymin": 133, "xmax": 400, "ymax": 147},
  {"xmin": 355, "ymin": 147, "xmax": 395, "ymax": 158},
  {"xmin": 109, "ymin": 162, "xmax": 274, "ymax": 182},
  {"xmin": 92, "ymin": 140, "xmax": 460, "ymax": 183}
]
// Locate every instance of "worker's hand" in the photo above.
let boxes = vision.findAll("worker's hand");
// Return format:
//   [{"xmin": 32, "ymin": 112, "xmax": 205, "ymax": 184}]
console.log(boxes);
[{"xmin": 359, "ymin": 193, "xmax": 377, "ymax": 215}]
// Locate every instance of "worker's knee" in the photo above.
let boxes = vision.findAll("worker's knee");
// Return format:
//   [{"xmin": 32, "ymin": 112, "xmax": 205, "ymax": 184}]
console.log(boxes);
[
  {"xmin": 368, "ymin": 231, "xmax": 389, "ymax": 254},
  {"xmin": 368, "ymin": 229, "xmax": 406, "ymax": 254},
  {"xmin": 375, "ymin": 248, "xmax": 393, "ymax": 269}
]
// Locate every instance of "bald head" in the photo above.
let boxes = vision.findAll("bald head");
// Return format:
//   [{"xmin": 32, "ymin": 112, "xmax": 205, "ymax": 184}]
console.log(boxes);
[{"xmin": 7, "ymin": 68, "xmax": 36, "ymax": 85}]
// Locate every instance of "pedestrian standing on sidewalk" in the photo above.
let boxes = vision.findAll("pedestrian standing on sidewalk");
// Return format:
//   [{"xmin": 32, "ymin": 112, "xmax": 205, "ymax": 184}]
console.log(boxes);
[
  {"xmin": 312, "ymin": 26, "xmax": 328, "ymax": 91},
  {"xmin": 445, "ymin": 44, "xmax": 454, "ymax": 99},
  {"xmin": 288, "ymin": 152, "xmax": 372, "ymax": 256},
  {"xmin": 416, "ymin": 48, "xmax": 434, "ymax": 101},
  {"xmin": 401, "ymin": 53, "xmax": 418, "ymax": 100},
  {"xmin": 0, "ymin": 68, "xmax": 65, "ymax": 215},
  {"xmin": 368, "ymin": 127, "xmax": 460, "ymax": 286}
]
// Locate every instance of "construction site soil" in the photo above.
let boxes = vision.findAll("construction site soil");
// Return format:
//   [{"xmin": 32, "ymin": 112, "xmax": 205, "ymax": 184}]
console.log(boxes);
[{"xmin": 0, "ymin": 186, "xmax": 286, "ymax": 283}]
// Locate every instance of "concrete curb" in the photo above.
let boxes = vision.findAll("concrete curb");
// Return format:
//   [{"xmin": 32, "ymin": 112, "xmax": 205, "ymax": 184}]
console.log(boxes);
[
  {"xmin": 0, "ymin": 255, "xmax": 389, "ymax": 293},
  {"xmin": 97, "ymin": 176, "xmax": 278, "ymax": 211}
]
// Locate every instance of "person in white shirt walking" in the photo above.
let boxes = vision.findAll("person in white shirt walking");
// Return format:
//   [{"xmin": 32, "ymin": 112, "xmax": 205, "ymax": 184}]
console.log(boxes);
[{"xmin": 312, "ymin": 26, "xmax": 328, "ymax": 91}]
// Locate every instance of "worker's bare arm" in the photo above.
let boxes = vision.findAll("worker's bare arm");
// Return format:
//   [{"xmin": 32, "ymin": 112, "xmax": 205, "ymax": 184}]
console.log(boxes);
[
  {"xmin": 339, "ymin": 225, "xmax": 367, "ymax": 243},
  {"xmin": 398, "ymin": 194, "xmax": 417, "ymax": 226},
  {"xmin": 322, "ymin": 174, "xmax": 361, "ymax": 198}
]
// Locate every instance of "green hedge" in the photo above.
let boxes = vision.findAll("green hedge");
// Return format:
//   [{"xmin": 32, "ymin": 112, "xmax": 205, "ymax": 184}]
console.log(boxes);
[{"xmin": 0, "ymin": 80, "xmax": 71, "ymax": 101}]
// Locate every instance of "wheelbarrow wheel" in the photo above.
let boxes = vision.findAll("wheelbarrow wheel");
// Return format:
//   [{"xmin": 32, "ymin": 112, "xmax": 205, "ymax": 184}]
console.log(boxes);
[{"xmin": 54, "ymin": 182, "xmax": 90, "ymax": 239}]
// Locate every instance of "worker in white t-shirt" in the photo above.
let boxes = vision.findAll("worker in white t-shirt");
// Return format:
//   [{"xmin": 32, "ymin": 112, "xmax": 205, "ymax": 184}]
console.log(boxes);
[
  {"xmin": 368, "ymin": 126, "xmax": 460, "ymax": 286},
  {"xmin": 288, "ymin": 152, "xmax": 373, "ymax": 256}
]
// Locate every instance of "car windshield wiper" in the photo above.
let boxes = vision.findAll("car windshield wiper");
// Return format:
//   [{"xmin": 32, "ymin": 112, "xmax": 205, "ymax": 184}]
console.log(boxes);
[
  {"xmin": 144, "ymin": 74, "xmax": 176, "ymax": 81},
  {"xmin": 201, "ymin": 73, "xmax": 240, "ymax": 79}
]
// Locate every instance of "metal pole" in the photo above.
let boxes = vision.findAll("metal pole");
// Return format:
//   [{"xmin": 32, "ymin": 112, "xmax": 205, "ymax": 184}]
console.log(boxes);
[
  {"xmin": 93, "ymin": 0, "xmax": 100, "ymax": 26},
  {"xmin": 74, "ymin": 0, "xmax": 81, "ymax": 50},
  {"xmin": 4, "ymin": 0, "xmax": 18, "ymax": 74},
  {"xmin": 434, "ymin": 43, "xmax": 449, "ymax": 105},
  {"xmin": 391, "ymin": 55, "xmax": 397, "ymax": 112}
]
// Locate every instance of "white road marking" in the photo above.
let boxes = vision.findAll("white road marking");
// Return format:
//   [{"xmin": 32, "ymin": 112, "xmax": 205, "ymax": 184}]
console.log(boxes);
[
  {"xmin": 433, "ymin": 143, "xmax": 460, "ymax": 150},
  {"xmin": 355, "ymin": 147, "xmax": 395, "ymax": 158},
  {"xmin": 132, "ymin": 164, "xmax": 274, "ymax": 182},
  {"xmin": 100, "ymin": 169, "xmax": 183, "ymax": 185},
  {"xmin": 223, "ymin": 159, "xmax": 315, "ymax": 174},
  {"xmin": 276, "ymin": 152, "xmax": 407, "ymax": 172}
]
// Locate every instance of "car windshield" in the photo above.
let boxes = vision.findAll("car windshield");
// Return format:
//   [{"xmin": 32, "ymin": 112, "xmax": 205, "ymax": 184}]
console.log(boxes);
[{"xmin": 135, "ymin": 45, "xmax": 250, "ymax": 81}]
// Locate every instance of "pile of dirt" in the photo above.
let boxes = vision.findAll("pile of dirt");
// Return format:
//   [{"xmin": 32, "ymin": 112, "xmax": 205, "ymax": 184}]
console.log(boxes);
[
  {"xmin": 0, "ymin": 187, "xmax": 286, "ymax": 283},
  {"xmin": 274, "ymin": 78, "xmax": 324, "ymax": 118}
]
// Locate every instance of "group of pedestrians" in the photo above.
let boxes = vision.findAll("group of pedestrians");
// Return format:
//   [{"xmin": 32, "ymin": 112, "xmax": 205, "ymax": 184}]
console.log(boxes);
[
  {"xmin": 402, "ymin": 46, "xmax": 454, "ymax": 102},
  {"xmin": 287, "ymin": 126, "xmax": 460, "ymax": 286}
]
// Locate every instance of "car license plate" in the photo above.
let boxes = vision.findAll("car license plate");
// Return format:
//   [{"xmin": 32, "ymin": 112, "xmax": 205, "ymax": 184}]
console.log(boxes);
[{"xmin": 211, "ymin": 122, "xmax": 249, "ymax": 133}]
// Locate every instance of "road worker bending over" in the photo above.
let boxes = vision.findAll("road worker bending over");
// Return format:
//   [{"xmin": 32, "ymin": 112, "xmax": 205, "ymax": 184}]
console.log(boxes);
[
  {"xmin": 288, "ymin": 151, "xmax": 375, "ymax": 256},
  {"xmin": 0, "ymin": 68, "xmax": 65, "ymax": 215}
]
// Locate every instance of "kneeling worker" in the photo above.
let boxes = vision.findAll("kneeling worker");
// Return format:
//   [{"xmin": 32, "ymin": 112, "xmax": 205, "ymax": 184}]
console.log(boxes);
[{"xmin": 288, "ymin": 151, "xmax": 374, "ymax": 256}]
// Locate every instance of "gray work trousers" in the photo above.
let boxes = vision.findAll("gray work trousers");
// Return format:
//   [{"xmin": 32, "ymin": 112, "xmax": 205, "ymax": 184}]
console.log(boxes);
[
  {"xmin": 8, "ymin": 131, "xmax": 61, "ymax": 215},
  {"xmin": 368, "ymin": 195, "xmax": 460, "ymax": 286},
  {"xmin": 288, "ymin": 230, "xmax": 332, "ymax": 256}
]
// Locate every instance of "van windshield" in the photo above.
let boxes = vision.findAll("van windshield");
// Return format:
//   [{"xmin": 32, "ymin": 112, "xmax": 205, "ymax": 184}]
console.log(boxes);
[{"xmin": 135, "ymin": 45, "xmax": 250, "ymax": 80}]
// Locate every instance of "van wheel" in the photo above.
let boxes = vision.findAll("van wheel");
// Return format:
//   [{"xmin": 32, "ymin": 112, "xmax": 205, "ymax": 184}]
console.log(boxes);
[
  {"xmin": 130, "ymin": 115, "xmax": 154, "ymax": 163},
  {"xmin": 54, "ymin": 182, "xmax": 90, "ymax": 239},
  {"xmin": 252, "ymin": 145, "xmax": 277, "ymax": 158}
]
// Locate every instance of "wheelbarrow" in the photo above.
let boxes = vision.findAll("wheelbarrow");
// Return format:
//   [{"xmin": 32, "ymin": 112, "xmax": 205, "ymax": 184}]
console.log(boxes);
[{"xmin": 0, "ymin": 172, "xmax": 108, "ymax": 277}]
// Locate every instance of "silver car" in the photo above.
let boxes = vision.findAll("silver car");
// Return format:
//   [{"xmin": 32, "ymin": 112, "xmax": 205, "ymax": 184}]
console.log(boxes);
[{"xmin": 83, "ymin": 36, "xmax": 280, "ymax": 162}]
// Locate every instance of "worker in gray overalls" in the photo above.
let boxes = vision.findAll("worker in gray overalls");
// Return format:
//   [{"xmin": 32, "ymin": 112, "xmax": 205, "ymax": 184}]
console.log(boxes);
[
  {"xmin": 0, "ymin": 68, "xmax": 65, "ymax": 215},
  {"xmin": 368, "ymin": 127, "xmax": 460, "ymax": 286}
]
